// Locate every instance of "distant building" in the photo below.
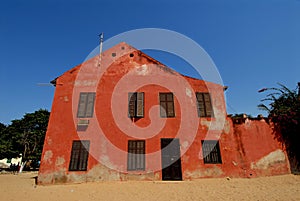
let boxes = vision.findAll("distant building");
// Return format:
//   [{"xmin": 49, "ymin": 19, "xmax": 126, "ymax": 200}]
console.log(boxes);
[
  {"xmin": 0, "ymin": 155, "xmax": 22, "ymax": 169},
  {"xmin": 38, "ymin": 43, "xmax": 290, "ymax": 184}
]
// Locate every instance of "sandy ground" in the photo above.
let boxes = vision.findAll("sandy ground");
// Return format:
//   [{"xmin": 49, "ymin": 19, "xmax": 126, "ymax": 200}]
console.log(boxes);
[{"xmin": 0, "ymin": 172, "xmax": 299, "ymax": 201}]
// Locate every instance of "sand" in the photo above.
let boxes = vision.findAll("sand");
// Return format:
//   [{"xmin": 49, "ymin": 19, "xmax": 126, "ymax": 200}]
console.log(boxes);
[{"xmin": 0, "ymin": 172, "xmax": 299, "ymax": 201}]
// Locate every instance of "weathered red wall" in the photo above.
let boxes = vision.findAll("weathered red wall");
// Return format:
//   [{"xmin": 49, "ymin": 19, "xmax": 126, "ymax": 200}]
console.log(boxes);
[{"xmin": 38, "ymin": 43, "xmax": 290, "ymax": 184}]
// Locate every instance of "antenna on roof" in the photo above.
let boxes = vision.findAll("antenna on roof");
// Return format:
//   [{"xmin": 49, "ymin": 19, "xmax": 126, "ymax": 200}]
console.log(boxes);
[{"xmin": 98, "ymin": 32, "xmax": 104, "ymax": 67}]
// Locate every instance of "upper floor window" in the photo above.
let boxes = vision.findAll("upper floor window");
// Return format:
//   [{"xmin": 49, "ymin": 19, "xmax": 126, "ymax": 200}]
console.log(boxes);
[
  {"xmin": 159, "ymin": 93, "xmax": 175, "ymax": 117},
  {"xmin": 196, "ymin": 92, "xmax": 213, "ymax": 117},
  {"xmin": 77, "ymin": 92, "xmax": 95, "ymax": 118},
  {"xmin": 128, "ymin": 92, "xmax": 144, "ymax": 118}
]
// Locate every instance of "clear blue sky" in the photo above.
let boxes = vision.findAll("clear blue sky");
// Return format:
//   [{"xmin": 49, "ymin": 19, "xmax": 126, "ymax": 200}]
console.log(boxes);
[{"xmin": 1, "ymin": 0, "xmax": 300, "ymax": 125}]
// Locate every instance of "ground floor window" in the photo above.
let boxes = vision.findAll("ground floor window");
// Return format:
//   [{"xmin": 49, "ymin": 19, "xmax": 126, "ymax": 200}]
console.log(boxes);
[
  {"xmin": 202, "ymin": 140, "xmax": 222, "ymax": 164},
  {"xmin": 69, "ymin": 140, "xmax": 90, "ymax": 171},
  {"xmin": 127, "ymin": 140, "xmax": 145, "ymax": 171}
]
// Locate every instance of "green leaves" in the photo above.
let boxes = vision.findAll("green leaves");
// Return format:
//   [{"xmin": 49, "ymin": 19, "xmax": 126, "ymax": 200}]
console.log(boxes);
[
  {"xmin": 0, "ymin": 109, "xmax": 50, "ymax": 162},
  {"xmin": 258, "ymin": 83, "xmax": 300, "ymax": 172}
]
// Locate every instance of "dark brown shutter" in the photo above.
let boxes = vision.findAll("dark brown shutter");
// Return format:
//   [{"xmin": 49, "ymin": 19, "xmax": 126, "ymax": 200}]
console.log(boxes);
[
  {"xmin": 196, "ymin": 93, "xmax": 213, "ymax": 117},
  {"xmin": 136, "ymin": 141, "xmax": 145, "ymax": 170},
  {"xmin": 159, "ymin": 93, "xmax": 175, "ymax": 117},
  {"xmin": 136, "ymin": 92, "xmax": 144, "ymax": 117},
  {"xmin": 85, "ymin": 93, "xmax": 95, "ymax": 117},
  {"xmin": 77, "ymin": 93, "xmax": 95, "ymax": 118},
  {"xmin": 127, "ymin": 140, "xmax": 145, "ymax": 171},
  {"xmin": 204, "ymin": 93, "xmax": 213, "ymax": 117},
  {"xmin": 167, "ymin": 101, "xmax": 174, "ymax": 117},
  {"xmin": 69, "ymin": 140, "xmax": 90, "ymax": 171},
  {"xmin": 77, "ymin": 93, "xmax": 88, "ymax": 118},
  {"xmin": 196, "ymin": 93, "xmax": 205, "ymax": 117},
  {"xmin": 78, "ymin": 141, "xmax": 90, "ymax": 170},
  {"xmin": 128, "ymin": 93, "xmax": 137, "ymax": 117}
]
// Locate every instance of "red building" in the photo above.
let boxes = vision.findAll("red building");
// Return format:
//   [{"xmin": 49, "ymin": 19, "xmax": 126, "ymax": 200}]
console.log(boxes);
[{"xmin": 38, "ymin": 42, "xmax": 290, "ymax": 184}]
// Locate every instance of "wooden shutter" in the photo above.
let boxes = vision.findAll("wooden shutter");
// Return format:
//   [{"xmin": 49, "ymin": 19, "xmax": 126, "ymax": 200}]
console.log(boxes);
[
  {"xmin": 159, "ymin": 93, "xmax": 167, "ymax": 117},
  {"xmin": 85, "ymin": 93, "xmax": 95, "ymax": 117},
  {"xmin": 203, "ymin": 93, "xmax": 213, "ymax": 117},
  {"xmin": 136, "ymin": 92, "xmax": 144, "ymax": 117},
  {"xmin": 128, "ymin": 92, "xmax": 144, "ymax": 118},
  {"xmin": 77, "ymin": 93, "xmax": 88, "ymax": 118},
  {"xmin": 77, "ymin": 92, "xmax": 95, "ymax": 118},
  {"xmin": 128, "ymin": 93, "xmax": 136, "ymax": 117},
  {"xmin": 196, "ymin": 93, "xmax": 213, "ymax": 117},
  {"xmin": 167, "ymin": 94, "xmax": 174, "ymax": 117},
  {"xmin": 127, "ymin": 140, "xmax": 145, "ymax": 171},
  {"xmin": 196, "ymin": 93, "xmax": 205, "ymax": 117},
  {"xmin": 160, "ymin": 93, "xmax": 175, "ymax": 117},
  {"xmin": 69, "ymin": 140, "xmax": 90, "ymax": 171},
  {"xmin": 78, "ymin": 141, "xmax": 90, "ymax": 170}
]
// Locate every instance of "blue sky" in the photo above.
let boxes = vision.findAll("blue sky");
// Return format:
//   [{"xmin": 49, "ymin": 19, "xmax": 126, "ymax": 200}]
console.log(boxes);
[{"xmin": 1, "ymin": 0, "xmax": 300, "ymax": 125}]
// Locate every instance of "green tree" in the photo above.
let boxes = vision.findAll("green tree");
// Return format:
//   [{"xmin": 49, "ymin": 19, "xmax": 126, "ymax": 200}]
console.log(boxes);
[
  {"xmin": 258, "ymin": 83, "xmax": 300, "ymax": 172},
  {"xmin": 1, "ymin": 109, "xmax": 50, "ymax": 163}
]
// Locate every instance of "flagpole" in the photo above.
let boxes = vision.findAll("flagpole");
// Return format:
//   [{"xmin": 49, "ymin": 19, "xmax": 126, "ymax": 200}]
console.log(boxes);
[{"xmin": 98, "ymin": 32, "xmax": 104, "ymax": 67}]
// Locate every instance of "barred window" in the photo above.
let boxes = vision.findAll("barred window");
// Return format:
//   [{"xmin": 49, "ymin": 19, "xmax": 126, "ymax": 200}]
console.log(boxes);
[
  {"xmin": 159, "ymin": 93, "xmax": 175, "ymax": 117},
  {"xmin": 77, "ymin": 92, "xmax": 96, "ymax": 118},
  {"xmin": 196, "ymin": 92, "xmax": 213, "ymax": 117},
  {"xmin": 69, "ymin": 140, "xmax": 90, "ymax": 171},
  {"xmin": 128, "ymin": 92, "xmax": 144, "ymax": 118},
  {"xmin": 127, "ymin": 140, "xmax": 145, "ymax": 171},
  {"xmin": 202, "ymin": 140, "xmax": 222, "ymax": 164}
]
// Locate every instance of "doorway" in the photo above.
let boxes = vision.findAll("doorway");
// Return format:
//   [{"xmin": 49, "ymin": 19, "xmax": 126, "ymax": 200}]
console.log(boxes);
[{"xmin": 161, "ymin": 138, "xmax": 182, "ymax": 180}]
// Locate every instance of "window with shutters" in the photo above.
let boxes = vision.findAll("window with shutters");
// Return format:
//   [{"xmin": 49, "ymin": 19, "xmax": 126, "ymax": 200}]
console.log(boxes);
[
  {"xmin": 69, "ymin": 140, "xmax": 90, "ymax": 171},
  {"xmin": 159, "ymin": 93, "xmax": 175, "ymax": 117},
  {"xmin": 77, "ymin": 92, "xmax": 96, "ymax": 118},
  {"xmin": 196, "ymin": 92, "xmax": 213, "ymax": 117},
  {"xmin": 201, "ymin": 140, "xmax": 222, "ymax": 164},
  {"xmin": 127, "ymin": 140, "xmax": 145, "ymax": 171},
  {"xmin": 128, "ymin": 92, "xmax": 144, "ymax": 118}
]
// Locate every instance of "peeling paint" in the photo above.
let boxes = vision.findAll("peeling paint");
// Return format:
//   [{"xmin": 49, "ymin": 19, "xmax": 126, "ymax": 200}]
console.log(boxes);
[
  {"xmin": 181, "ymin": 141, "xmax": 189, "ymax": 149},
  {"xmin": 63, "ymin": 96, "xmax": 69, "ymax": 102},
  {"xmin": 136, "ymin": 64, "xmax": 149, "ymax": 75},
  {"xmin": 184, "ymin": 166, "xmax": 223, "ymax": 179},
  {"xmin": 223, "ymin": 119, "xmax": 231, "ymax": 134},
  {"xmin": 251, "ymin": 149, "xmax": 286, "ymax": 170},
  {"xmin": 38, "ymin": 42, "xmax": 290, "ymax": 185},
  {"xmin": 74, "ymin": 80, "xmax": 97, "ymax": 87},
  {"xmin": 43, "ymin": 150, "xmax": 53, "ymax": 164},
  {"xmin": 55, "ymin": 157, "xmax": 65, "ymax": 167},
  {"xmin": 185, "ymin": 87, "xmax": 192, "ymax": 98}
]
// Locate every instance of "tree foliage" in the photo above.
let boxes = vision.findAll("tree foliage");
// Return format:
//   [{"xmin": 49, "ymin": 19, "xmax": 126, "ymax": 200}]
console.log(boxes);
[
  {"xmin": 258, "ymin": 83, "xmax": 300, "ymax": 172},
  {"xmin": 0, "ymin": 109, "xmax": 50, "ymax": 162}
]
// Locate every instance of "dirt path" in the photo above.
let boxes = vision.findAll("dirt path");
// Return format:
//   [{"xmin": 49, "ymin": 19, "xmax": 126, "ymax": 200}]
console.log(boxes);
[{"xmin": 0, "ymin": 172, "xmax": 299, "ymax": 201}]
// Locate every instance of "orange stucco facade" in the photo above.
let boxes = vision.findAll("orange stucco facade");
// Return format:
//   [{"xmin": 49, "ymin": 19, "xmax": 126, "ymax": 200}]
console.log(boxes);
[{"xmin": 38, "ymin": 43, "xmax": 290, "ymax": 184}]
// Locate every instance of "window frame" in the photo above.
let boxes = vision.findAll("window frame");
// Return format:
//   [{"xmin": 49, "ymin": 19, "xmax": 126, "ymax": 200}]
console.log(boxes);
[
  {"xmin": 69, "ymin": 140, "xmax": 90, "ymax": 171},
  {"xmin": 196, "ymin": 92, "xmax": 214, "ymax": 117},
  {"xmin": 128, "ymin": 92, "xmax": 144, "ymax": 118},
  {"xmin": 201, "ymin": 140, "xmax": 222, "ymax": 164},
  {"xmin": 77, "ymin": 92, "xmax": 96, "ymax": 118},
  {"xmin": 127, "ymin": 140, "xmax": 145, "ymax": 171},
  {"xmin": 159, "ymin": 92, "xmax": 175, "ymax": 118}
]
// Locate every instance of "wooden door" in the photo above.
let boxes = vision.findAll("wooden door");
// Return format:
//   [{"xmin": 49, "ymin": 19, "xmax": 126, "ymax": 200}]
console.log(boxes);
[{"xmin": 161, "ymin": 138, "xmax": 182, "ymax": 181}]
